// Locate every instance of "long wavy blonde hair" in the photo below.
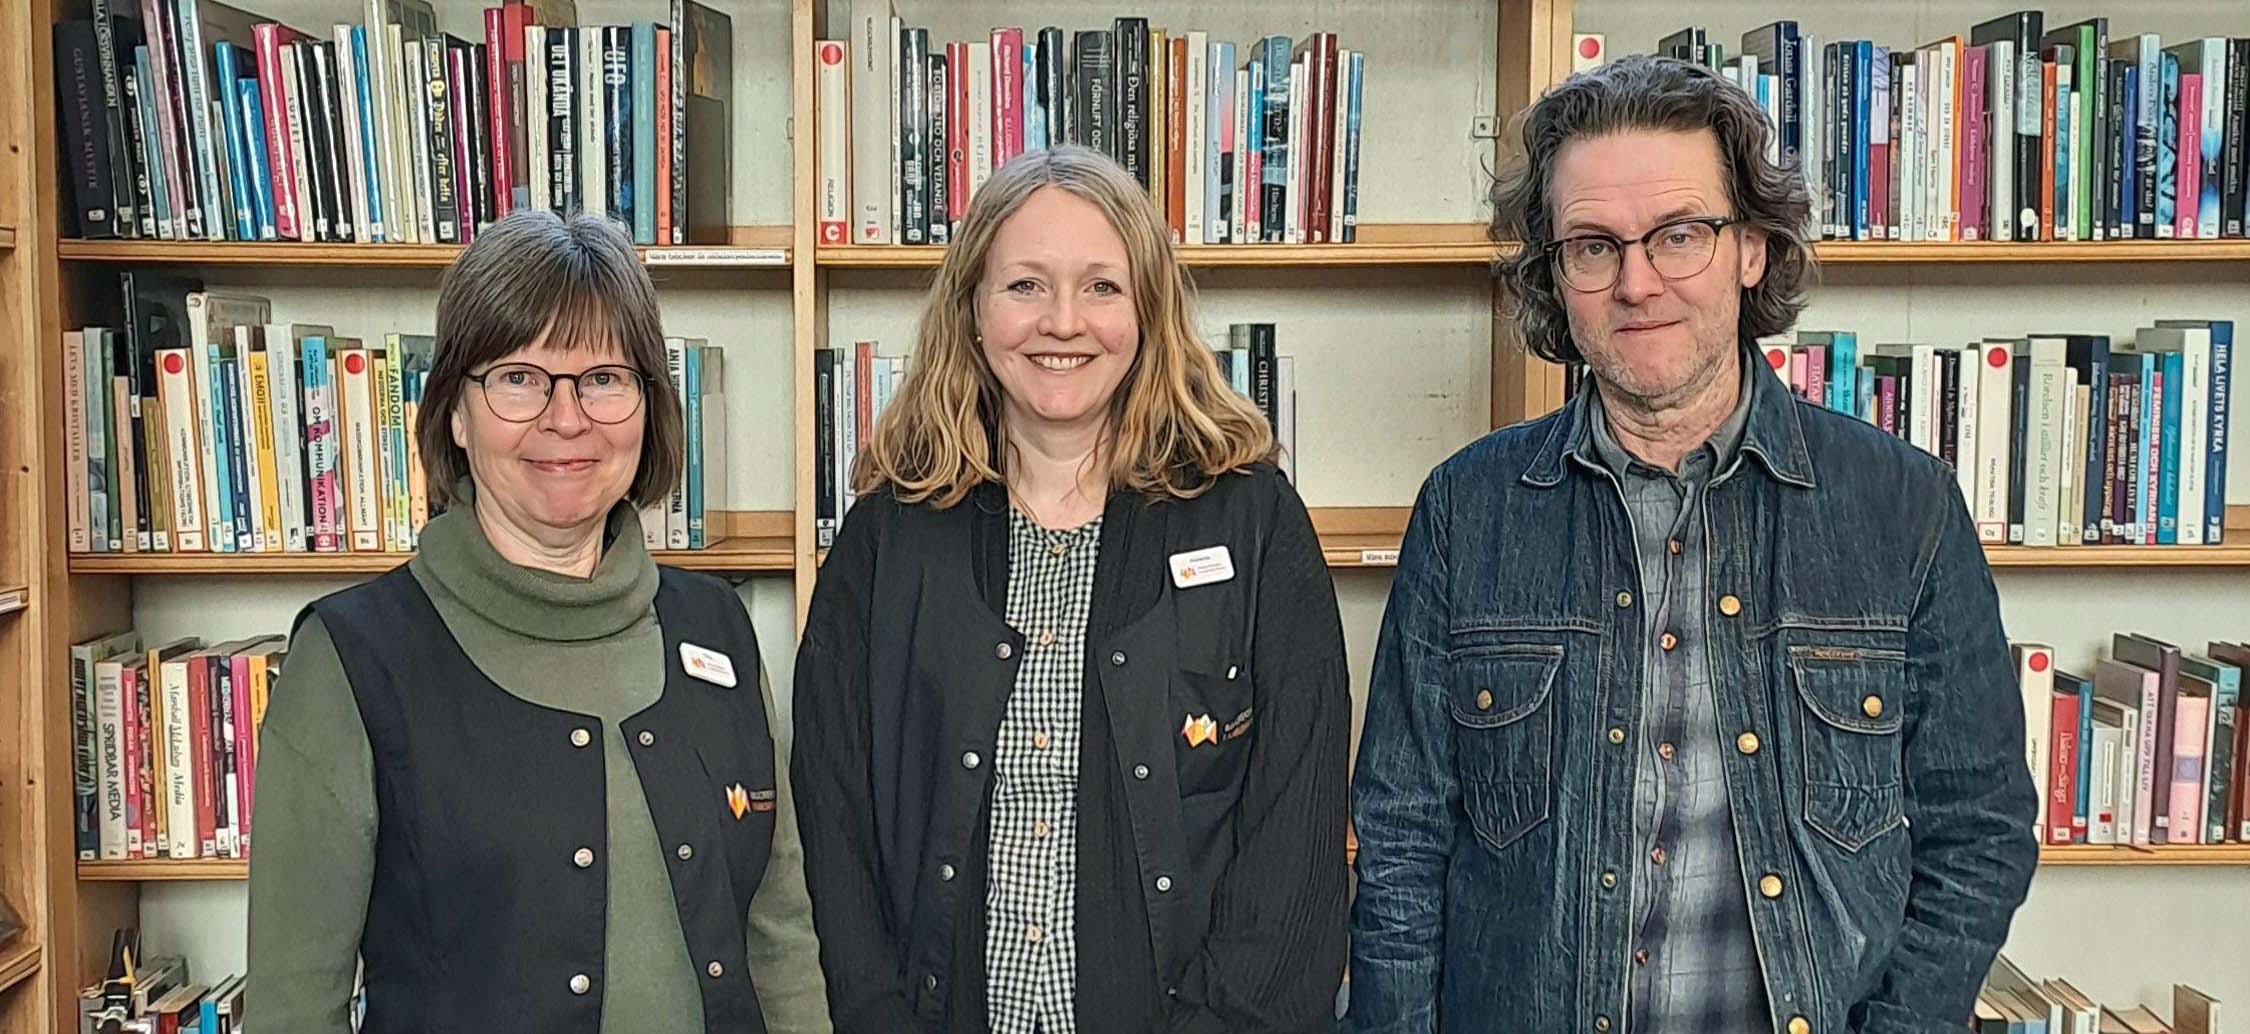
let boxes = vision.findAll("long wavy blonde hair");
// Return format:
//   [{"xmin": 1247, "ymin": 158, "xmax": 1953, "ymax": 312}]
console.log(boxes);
[{"xmin": 853, "ymin": 145, "xmax": 1275, "ymax": 508}]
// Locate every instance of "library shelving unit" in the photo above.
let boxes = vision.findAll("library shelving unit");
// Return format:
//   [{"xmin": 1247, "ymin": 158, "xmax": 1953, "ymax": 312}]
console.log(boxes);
[{"xmin": 6, "ymin": 0, "xmax": 2250, "ymax": 1028}]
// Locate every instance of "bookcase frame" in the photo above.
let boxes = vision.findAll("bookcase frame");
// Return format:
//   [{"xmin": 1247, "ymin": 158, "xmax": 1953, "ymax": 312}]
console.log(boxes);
[{"xmin": 4, "ymin": 0, "xmax": 2249, "ymax": 1026}]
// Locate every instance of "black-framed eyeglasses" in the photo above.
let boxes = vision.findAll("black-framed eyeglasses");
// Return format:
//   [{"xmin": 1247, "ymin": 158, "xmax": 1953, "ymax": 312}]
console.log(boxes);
[
  {"xmin": 467, "ymin": 362, "xmax": 648, "ymax": 424},
  {"xmin": 1544, "ymin": 216, "xmax": 1741, "ymax": 293}
]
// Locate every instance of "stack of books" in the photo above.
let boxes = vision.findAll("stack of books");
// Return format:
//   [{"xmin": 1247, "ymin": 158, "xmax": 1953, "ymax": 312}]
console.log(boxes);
[
  {"xmin": 1980, "ymin": 955, "xmax": 2222, "ymax": 1032},
  {"xmin": 77, "ymin": 948, "xmax": 246, "ymax": 1034},
  {"xmin": 821, "ymin": 5, "xmax": 1367, "ymax": 247},
  {"xmin": 53, "ymin": 0, "xmax": 737, "ymax": 247}
]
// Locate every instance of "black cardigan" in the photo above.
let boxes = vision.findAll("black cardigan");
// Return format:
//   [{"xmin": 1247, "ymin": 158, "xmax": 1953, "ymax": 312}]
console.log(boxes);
[{"xmin": 792, "ymin": 464, "xmax": 1350, "ymax": 1034}]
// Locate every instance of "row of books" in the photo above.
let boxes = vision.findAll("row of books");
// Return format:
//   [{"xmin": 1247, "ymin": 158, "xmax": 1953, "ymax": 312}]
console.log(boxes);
[
  {"xmin": 64, "ymin": 274, "xmax": 732, "ymax": 557},
  {"xmin": 1982, "ymin": 956, "xmax": 2221, "ymax": 1034},
  {"xmin": 77, "ymin": 943, "xmax": 247, "ymax": 1034},
  {"xmin": 53, "ymin": 0, "xmax": 736, "ymax": 247},
  {"xmin": 2014, "ymin": 635, "xmax": 2246, "ymax": 848},
  {"xmin": 809, "ymin": 326, "xmax": 1300, "ymax": 548},
  {"xmin": 1656, "ymin": 20, "xmax": 2250, "ymax": 243},
  {"xmin": 826, "ymin": 2, "xmax": 1365, "ymax": 247},
  {"xmin": 70, "ymin": 629, "xmax": 281, "ymax": 862},
  {"xmin": 1757, "ymin": 318, "xmax": 2236, "ymax": 548}
]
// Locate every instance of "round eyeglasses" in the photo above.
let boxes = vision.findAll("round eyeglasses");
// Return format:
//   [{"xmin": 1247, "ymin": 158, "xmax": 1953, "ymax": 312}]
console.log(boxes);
[
  {"xmin": 1544, "ymin": 216, "xmax": 1740, "ymax": 293},
  {"xmin": 467, "ymin": 363, "xmax": 648, "ymax": 424}
]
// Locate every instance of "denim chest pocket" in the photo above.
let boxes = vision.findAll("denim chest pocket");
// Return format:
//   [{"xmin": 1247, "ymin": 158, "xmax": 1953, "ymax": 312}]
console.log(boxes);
[
  {"xmin": 1448, "ymin": 645, "xmax": 1560, "ymax": 853},
  {"xmin": 1790, "ymin": 645, "xmax": 1908, "ymax": 851}
]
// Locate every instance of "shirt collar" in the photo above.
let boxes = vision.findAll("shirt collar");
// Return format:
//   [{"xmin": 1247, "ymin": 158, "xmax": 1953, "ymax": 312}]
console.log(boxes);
[{"xmin": 1522, "ymin": 342, "xmax": 1817, "ymax": 490}]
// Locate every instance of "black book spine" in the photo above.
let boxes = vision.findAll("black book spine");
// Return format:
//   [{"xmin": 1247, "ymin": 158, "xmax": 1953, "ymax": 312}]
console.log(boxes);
[
  {"xmin": 1251, "ymin": 323, "xmax": 1276, "ymax": 430},
  {"xmin": 926, "ymin": 53, "xmax": 948, "ymax": 245},
  {"xmin": 2073, "ymin": 340, "xmax": 2110, "ymax": 543},
  {"xmin": 1836, "ymin": 42, "xmax": 1854, "ymax": 240},
  {"xmin": 212, "ymin": 651, "xmax": 233, "ymax": 846},
  {"xmin": 815, "ymin": 350, "xmax": 835, "ymax": 544},
  {"xmin": 57, "ymin": 22, "xmax": 121, "ymax": 238},
  {"xmin": 423, "ymin": 36, "xmax": 459, "ymax": 244},
  {"xmin": 468, "ymin": 42, "xmax": 496, "ymax": 230},
  {"xmin": 1077, "ymin": 32, "xmax": 1115, "ymax": 158},
  {"xmin": 2107, "ymin": 60, "xmax": 2128, "ymax": 241},
  {"xmin": 2091, "ymin": 22, "xmax": 2112, "ymax": 240},
  {"xmin": 2224, "ymin": 39, "xmax": 2249, "ymax": 237},
  {"xmin": 2008, "ymin": 354, "xmax": 2029, "ymax": 543},
  {"xmin": 2013, "ymin": 19, "xmax": 2042, "ymax": 241},
  {"xmin": 2103, "ymin": 373, "xmax": 2125, "ymax": 542},
  {"xmin": 2136, "ymin": 57, "xmax": 2158, "ymax": 239},
  {"xmin": 1115, "ymin": 17, "xmax": 1148, "ymax": 185},
  {"xmin": 604, "ymin": 28, "xmax": 631, "ymax": 230},
  {"xmin": 549, "ymin": 28, "xmax": 576, "ymax": 214},
  {"xmin": 222, "ymin": 358, "xmax": 252, "ymax": 550},
  {"xmin": 2122, "ymin": 372, "xmax": 2142, "ymax": 539},
  {"xmin": 315, "ymin": 42, "xmax": 356, "ymax": 242},
  {"xmin": 156, "ymin": 0, "xmax": 206, "ymax": 240},
  {"xmin": 90, "ymin": 3, "xmax": 142, "ymax": 236},
  {"xmin": 121, "ymin": 59, "xmax": 157, "ymax": 238},
  {"xmin": 109, "ymin": 324, "xmax": 153, "ymax": 549},
  {"xmin": 1937, "ymin": 349, "xmax": 1958, "ymax": 468},
  {"xmin": 294, "ymin": 44, "xmax": 333, "ymax": 242},
  {"xmin": 669, "ymin": 1, "xmax": 688, "ymax": 244},
  {"xmin": 899, "ymin": 27, "xmax": 928, "ymax": 245},
  {"xmin": 1037, "ymin": 27, "xmax": 1064, "ymax": 147}
]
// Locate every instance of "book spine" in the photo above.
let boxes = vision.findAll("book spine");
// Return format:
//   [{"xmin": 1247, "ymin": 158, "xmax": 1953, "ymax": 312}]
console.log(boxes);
[
  {"xmin": 899, "ymin": 27, "xmax": 927, "ymax": 245},
  {"xmin": 994, "ymin": 28, "xmax": 1023, "ymax": 169},
  {"xmin": 2049, "ymin": 684, "xmax": 2081, "ymax": 844},
  {"xmin": 351, "ymin": 28, "xmax": 386, "ymax": 241},
  {"xmin": 222, "ymin": 357, "xmax": 252, "ymax": 551},
  {"xmin": 2167, "ymin": 693, "xmax": 2208, "ymax": 843},
  {"xmin": 685, "ymin": 344, "xmax": 704, "ymax": 549},
  {"xmin": 2137, "ymin": 39, "xmax": 2160, "ymax": 237},
  {"xmin": 850, "ymin": 2, "xmax": 891, "ymax": 243},
  {"xmin": 423, "ymin": 38, "xmax": 457, "ymax": 242},
  {"xmin": 816, "ymin": 40, "xmax": 848, "ymax": 245},
  {"xmin": 482, "ymin": 9, "xmax": 511, "ymax": 220},
  {"xmin": 193, "ymin": 654, "xmax": 217, "ymax": 856},
  {"xmin": 2206, "ymin": 324, "xmax": 2231, "ymax": 543},
  {"xmin": 1185, "ymin": 32, "xmax": 1205, "ymax": 244},
  {"xmin": 96, "ymin": 656, "xmax": 128, "ymax": 859},
  {"xmin": 632, "ymin": 23, "xmax": 656, "ymax": 244},
  {"xmin": 2159, "ymin": 55, "xmax": 2179, "ymax": 238},
  {"xmin": 57, "ymin": 23, "xmax": 124, "ymax": 238},
  {"xmin": 930, "ymin": 47, "xmax": 952, "ymax": 241},
  {"xmin": 123, "ymin": 663, "xmax": 148, "ymax": 856},
  {"xmin": 580, "ymin": 30, "xmax": 603, "ymax": 219},
  {"xmin": 2178, "ymin": 71, "xmax": 2202, "ymax": 239},
  {"xmin": 314, "ymin": 42, "xmax": 355, "ymax": 241},
  {"xmin": 528, "ymin": 25, "xmax": 550, "ymax": 215},
  {"xmin": 654, "ymin": 26, "xmax": 671, "ymax": 240},
  {"xmin": 172, "ymin": 0, "xmax": 224, "ymax": 239},
  {"xmin": 247, "ymin": 350, "xmax": 278, "ymax": 551},
  {"xmin": 2207, "ymin": 673, "xmax": 2239, "ymax": 843},
  {"xmin": 1259, "ymin": 36, "xmax": 1288, "ymax": 241},
  {"xmin": 161, "ymin": 657, "xmax": 194, "ymax": 857},
  {"xmin": 340, "ymin": 349, "xmax": 380, "ymax": 550}
]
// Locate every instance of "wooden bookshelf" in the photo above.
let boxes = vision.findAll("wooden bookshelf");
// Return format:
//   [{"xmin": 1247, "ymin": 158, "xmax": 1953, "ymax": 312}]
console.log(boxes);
[
  {"xmin": 820, "ymin": 222, "xmax": 1497, "ymax": 269},
  {"xmin": 1983, "ymin": 544, "xmax": 2250, "ymax": 568},
  {"xmin": 59, "ymin": 225, "xmax": 794, "ymax": 268},
  {"xmin": 2038, "ymin": 845, "xmax": 2250, "ymax": 867},
  {"xmin": 78, "ymin": 861, "xmax": 247, "ymax": 883},
  {"xmin": 0, "ymin": 944, "xmax": 40, "ymax": 995}
]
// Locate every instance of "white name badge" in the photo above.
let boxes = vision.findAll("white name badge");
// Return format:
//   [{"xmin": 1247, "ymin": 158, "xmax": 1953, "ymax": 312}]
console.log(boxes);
[
  {"xmin": 680, "ymin": 642, "xmax": 739, "ymax": 688},
  {"xmin": 1168, "ymin": 545, "xmax": 1236, "ymax": 588}
]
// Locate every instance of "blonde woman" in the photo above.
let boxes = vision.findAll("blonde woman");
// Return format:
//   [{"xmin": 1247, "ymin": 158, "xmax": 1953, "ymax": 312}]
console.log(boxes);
[{"xmin": 793, "ymin": 145, "xmax": 1349, "ymax": 1034}]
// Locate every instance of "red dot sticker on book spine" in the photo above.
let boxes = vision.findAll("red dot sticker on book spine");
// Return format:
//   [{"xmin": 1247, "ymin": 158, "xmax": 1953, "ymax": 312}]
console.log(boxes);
[
  {"xmin": 821, "ymin": 41, "xmax": 842, "ymax": 66},
  {"xmin": 1579, "ymin": 37, "xmax": 1602, "ymax": 60},
  {"xmin": 1766, "ymin": 348, "xmax": 1787, "ymax": 370},
  {"xmin": 162, "ymin": 353, "xmax": 184, "ymax": 375},
  {"xmin": 345, "ymin": 352, "xmax": 366, "ymax": 376},
  {"xmin": 2030, "ymin": 651, "xmax": 2050, "ymax": 673},
  {"xmin": 1987, "ymin": 346, "xmax": 2009, "ymax": 369}
]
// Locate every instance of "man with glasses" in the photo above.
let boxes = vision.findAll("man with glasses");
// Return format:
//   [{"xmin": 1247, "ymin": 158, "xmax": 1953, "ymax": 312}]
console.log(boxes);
[{"xmin": 1348, "ymin": 56, "xmax": 2037, "ymax": 1034}]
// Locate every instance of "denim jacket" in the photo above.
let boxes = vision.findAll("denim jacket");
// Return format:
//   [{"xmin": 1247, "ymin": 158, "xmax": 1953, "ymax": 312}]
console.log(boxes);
[{"xmin": 1348, "ymin": 348, "xmax": 2040, "ymax": 1034}]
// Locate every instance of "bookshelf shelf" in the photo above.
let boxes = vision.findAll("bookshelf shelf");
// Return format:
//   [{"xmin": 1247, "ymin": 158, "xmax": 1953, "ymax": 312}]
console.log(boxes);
[
  {"xmin": 1813, "ymin": 240, "xmax": 2250, "ymax": 264},
  {"xmin": 821, "ymin": 222, "xmax": 1498, "ymax": 269},
  {"xmin": 59, "ymin": 226, "xmax": 796, "ymax": 268},
  {"xmin": 2037, "ymin": 845, "xmax": 2250, "ymax": 867},
  {"xmin": 1983, "ymin": 545, "xmax": 2250, "ymax": 568},
  {"xmin": 79, "ymin": 861, "xmax": 247, "ymax": 882},
  {"xmin": 0, "ymin": 943, "xmax": 41, "ymax": 995}
]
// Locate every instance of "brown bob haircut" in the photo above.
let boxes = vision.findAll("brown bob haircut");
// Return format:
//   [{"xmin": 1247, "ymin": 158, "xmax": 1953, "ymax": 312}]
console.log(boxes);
[{"xmin": 417, "ymin": 209, "xmax": 682, "ymax": 511}]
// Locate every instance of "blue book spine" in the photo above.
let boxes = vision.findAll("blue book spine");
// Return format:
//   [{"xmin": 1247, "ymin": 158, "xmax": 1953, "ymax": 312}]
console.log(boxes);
[
  {"xmin": 2158, "ymin": 350, "xmax": 2183, "ymax": 544},
  {"xmin": 2157, "ymin": 53, "xmax": 2178, "ymax": 236},
  {"xmin": 1205, "ymin": 41, "xmax": 1231, "ymax": 243},
  {"xmin": 213, "ymin": 45, "xmax": 254, "ymax": 240},
  {"xmin": 2206, "ymin": 322, "xmax": 2233, "ymax": 544},
  {"xmin": 2074, "ymin": 677, "xmax": 2093, "ymax": 841},
  {"xmin": 1343, "ymin": 51, "xmax": 1363, "ymax": 242},
  {"xmin": 200, "ymin": 997, "xmax": 218, "ymax": 1032},
  {"xmin": 205, "ymin": 345, "xmax": 236, "ymax": 552},
  {"xmin": 1853, "ymin": 40, "xmax": 1871, "ymax": 240},
  {"xmin": 353, "ymin": 27, "xmax": 386, "ymax": 243},
  {"xmin": 2119, "ymin": 65, "xmax": 2138, "ymax": 234},
  {"xmin": 2207, "ymin": 664, "xmax": 2241, "ymax": 842},
  {"xmin": 632, "ymin": 23, "xmax": 657, "ymax": 245},
  {"xmin": 1830, "ymin": 331, "xmax": 1858, "ymax": 413},
  {"xmin": 134, "ymin": 48, "xmax": 173, "ymax": 239},
  {"xmin": 608, "ymin": 30, "xmax": 633, "ymax": 230},
  {"xmin": 223, "ymin": 358, "xmax": 254, "ymax": 552},
  {"xmin": 1023, "ymin": 43, "xmax": 1044, "ymax": 152},
  {"xmin": 1260, "ymin": 35, "xmax": 1290, "ymax": 242},
  {"xmin": 236, "ymin": 80, "xmax": 277, "ymax": 239},
  {"xmin": 2055, "ymin": 78, "xmax": 2072, "ymax": 228},
  {"xmin": 1857, "ymin": 366, "xmax": 1874, "ymax": 422},
  {"xmin": 2137, "ymin": 353, "xmax": 2156, "ymax": 540},
  {"xmin": 684, "ymin": 343, "xmax": 705, "ymax": 549},
  {"xmin": 1244, "ymin": 58, "xmax": 1263, "ymax": 239}
]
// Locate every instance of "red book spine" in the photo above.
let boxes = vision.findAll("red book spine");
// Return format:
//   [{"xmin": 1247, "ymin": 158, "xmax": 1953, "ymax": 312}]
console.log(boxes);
[
  {"xmin": 947, "ymin": 42, "xmax": 968, "ymax": 224},
  {"xmin": 140, "ymin": 0, "xmax": 196, "ymax": 236},
  {"xmin": 119, "ymin": 665, "xmax": 142, "ymax": 858},
  {"xmin": 2232, "ymin": 689, "xmax": 2250, "ymax": 841},
  {"xmin": 2049, "ymin": 686, "xmax": 2081, "ymax": 844},
  {"xmin": 237, "ymin": 654, "xmax": 257, "ymax": 854},
  {"xmin": 2040, "ymin": 61, "xmax": 2057, "ymax": 241},
  {"xmin": 230, "ymin": 653, "xmax": 252, "ymax": 856},
  {"xmin": 484, "ymin": 8, "xmax": 513, "ymax": 218},
  {"xmin": 1803, "ymin": 344, "xmax": 1828, "ymax": 408},
  {"xmin": 2177, "ymin": 74, "xmax": 2202, "ymax": 239},
  {"xmin": 1961, "ymin": 47, "xmax": 1987, "ymax": 241},
  {"xmin": 1313, "ymin": 35, "xmax": 1339, "ymax": 243},
  {"xmin": 504, "ymin": 3, "xmax": 531, "ymax": 213},
  {"xmin": 656, "ymin": 27, "xmax": 673, "ymax": 241},
  {"xmin": 254, "ymin": 25, "xmax": 306, "ymax": 240},
  {"xmin": 992, "ymin": 29, "xmax": 1023, "ymax": 167},
  {"xmin": 854, "ymin": 341, "xmax": 873, "ymax": 446},
  {"xmin": 187, "ymin": 654, "xmax": 214, "ymax": 858},
  {"xmin": 1167, "ymin": 37, "xmax": 1187, "ymax": 241},
  {"xmin": 136, "ymin": 667, "xmax": 156, "ymax": 856}
]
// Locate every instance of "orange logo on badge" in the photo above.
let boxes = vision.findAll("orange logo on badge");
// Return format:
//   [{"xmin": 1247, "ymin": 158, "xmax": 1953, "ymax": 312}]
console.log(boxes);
[
  {"xmin": 726, "ymin": 784, "xmax": 750, "ymax": 821},
  {"xmin": 1181, "ymin": 713, "xmax": 1218, "ymax": 748}
]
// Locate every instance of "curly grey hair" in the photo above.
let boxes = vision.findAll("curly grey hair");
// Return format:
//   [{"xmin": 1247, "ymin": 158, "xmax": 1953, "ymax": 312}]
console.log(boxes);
[{"xmin": 1490, "ymin": 54, "xmax": 1818, "ymax": 366}]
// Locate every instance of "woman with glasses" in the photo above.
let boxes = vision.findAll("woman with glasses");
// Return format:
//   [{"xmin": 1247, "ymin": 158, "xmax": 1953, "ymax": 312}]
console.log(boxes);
[{"xmin": 249, "ymin": 211, "xmax": 828, "ymax": 1034}]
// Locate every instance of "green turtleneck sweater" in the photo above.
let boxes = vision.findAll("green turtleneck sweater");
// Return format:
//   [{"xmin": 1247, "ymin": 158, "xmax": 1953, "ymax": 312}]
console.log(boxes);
[{"xmin": 247, "ymin": 491, "xmax": 829, "ymax": 1033}]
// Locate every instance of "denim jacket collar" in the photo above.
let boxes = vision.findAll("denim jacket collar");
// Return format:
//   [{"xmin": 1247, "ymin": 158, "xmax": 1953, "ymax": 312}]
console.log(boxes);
[{"xmin": 1520, "ymin": 343, "xmax": 1819, "ymax": 491}]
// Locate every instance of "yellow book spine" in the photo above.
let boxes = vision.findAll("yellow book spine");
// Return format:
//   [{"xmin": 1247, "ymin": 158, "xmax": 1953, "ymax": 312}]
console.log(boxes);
[{"xmin": 248, "ymin": 351, "xmax": 284, "ymax": 552}]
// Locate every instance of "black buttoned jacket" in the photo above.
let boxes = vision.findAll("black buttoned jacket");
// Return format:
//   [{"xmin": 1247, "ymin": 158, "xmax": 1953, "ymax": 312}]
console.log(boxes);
[{"xmin": 792, "ymin": 464, "xmax": 1349, "ymax": 1033}]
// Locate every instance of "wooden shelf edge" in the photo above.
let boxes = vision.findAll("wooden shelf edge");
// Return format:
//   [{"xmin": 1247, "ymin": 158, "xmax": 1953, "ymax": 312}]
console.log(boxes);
[
  {"xmin": 1983, "ymin": 545, "xmax": 2250, "ymax": 568},
  {"xmin": 821, "ymin": 241, "xmax": 1497, "ymax": 269},
  {"xmin": 68, "ymin": 546, "xmax": 796, "ymax": 575},
  {"xmin": 1815, "ymin": 240, "xmax": 2250, "ymax": 263},
  {"xmin": 80, "ymin": 860, "xmax": 249, "ymax": 882},
  {"xmin": 0, "ymin": 942, "xmax": 40, "ymax": 995},
  {"xmin": 2037, "ymin": 845, "xmax": 2250, "ymax": 866},
  {"xmin": 59, "ymin": 234, "xmax": 794, "ymax": 269}
]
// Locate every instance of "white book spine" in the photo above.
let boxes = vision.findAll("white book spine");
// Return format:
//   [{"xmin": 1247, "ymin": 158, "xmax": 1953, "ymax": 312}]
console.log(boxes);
[
  {"xmin": 888, "ymin": 15, "xmax": 902, "ymax": 239},
  {"xmin": 1330, "ymin": 49, "xmax": 1351, "ymax": 243},
  {"xmin": 2088, "ymin": 727, "xmax": 2118, "ymax": 844},
  {"xmin": 850, "ymin": 0, "xmax": 895, "ymax": 244},
  {"xmin": 156, "ymin": 349, "xmax": 207, "ymax": 551},
  {"xmin": 968, "ymin": 42, "xmax": 994, "ymax": 203},
  {"xmin": 2025, "ymin": 338, "xmax": 2067, "ymax": 546},
  {"xmin": 161, "ymin": 658, "xmax": 197, "ymax": 860},
  {"xmin": 2113, "ymin": 704, "xmax": 2139, "ymax": 846},
  {"xmin": 333, "ymin": 26, "xmax": 373, "ymax": 243},
  {"xmin": 265, "ymin": 330, "xmax": 308, "ymax": 552},
  {"xmin": 65, "ymin": 331, "xmax": 90, "ymax": 552},
  {"xmin": 816, "ymin": 39, "xmax": 849, "ymax": 245},
  {"xmin": 1900, "ymin": 59, "xmax": 1920, "ymax": 244},
  {"xmin": 186, "ymin": 295, "xmax": 230, "ymax": 552},
  {"xmin": 340, "ymin": 349, "xmax": 382, "ymax": 551},
  {"xmin": 665, "ymin": 338, "xmax": 688, "ymax": 550},
  {"xmin": 2056, "ymin": 368, "xmax": 2079, "ymax": 545},
  {"xmin": 1938, "ymin": 42, "xmax": 1957, "ymax": 240},
  {"xmin": 2176, "ymin": 329, "xmax": 2211, "ymax": 545},
  {"xmin": 1974, "ymin": 342, "xmax": 2012, "ymax": 541},
  {"xmin": 1231, "ymin": 68, "xmax": 1250, "ymax": 244},
  {"xmin": 1284, "ymin": 60, "xmax": 1305, "ymax": 245},
  {"xmin": 581, "ymin": 31, "xmax": 604, "ymax": 218},
  {"xmin": 95, "ymin": 657, "xmax": 128, "ymax": 860},
  {"xmin": 528, "ymin": 26, "xmax": 551, "ymax": 216},
  {"xmin": 1991, "ymin": 40, "xmax": 2015, "ymax": 242},
  {"xmin": 2017, "ymin": 646, "xmax": 2053, "ymax": 842},
  {"xmin": 403, "ymin": 39, "xmax": 435, "ymax": 242},
  {"xmin": 367, "ymin": 14, "xmax": 404, "ymax": 242},
  {"xmin": 1907, "ymin": 345, "xmax": 1935, "ymax": 456},
  {"xmin": 1184, "ymin": 31, "xmax": 1206, "ymax": 245},
  {"xmin": 282, "ymin": 43, "xmax": 322, "ymax": 240},
  {"xmin": 1954, "ymin": 344, "xmax": 1980, "ymax": 507},
  {"xmin": 2134, "ymin": 674, "xmax": 2160, "ymax": 845}
]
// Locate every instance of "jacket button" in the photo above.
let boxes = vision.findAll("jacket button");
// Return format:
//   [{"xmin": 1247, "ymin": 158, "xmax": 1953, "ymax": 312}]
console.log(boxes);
[
  {"xmin": 574, "ymin": 847, "xmax": 595, "ymax": 869},
  {"xmin": 939, "ymin": 863, "xmax": 956, "ymax": 882},
  {"xmin": 925, "ymin": 974, "xmax": 939, "ymax": 991},
  {"xmin": 1155, "ymin": 875, "xmax": 1173, "ymax": 893},
  {"xmin": 1615, "ymin": 591, "xmax": 1633, "ymax": 608},
  {"xmin": 1607, "ymin": 727, "xmax": 1625, "ymax": 745},
  {"xmin": 1737, "ymin": 732, "xmax": 1761, "ymax": 755},
  {"xmin": 1718, "ymin": 594, "xmax": 1742, "ymax": 617},
  {"xmin": 570, "ymin": 728, "xmax": 591, "ymax": 748},
  {"xmin": 1475, "ymin": 690, "xmax": 1494, "ymax": 711},
  {"xmin": 1111, "ymin": 651, "xmax": 1127, "ymax": 666},
  {"xmin": 1862, "ymin": 695, "xmax": 1883, "ymax": 719},
  {"xmin": 677, "ymin": 844, "xmax": 694, "ymax": 861},
  {"xmin": 569, "ymin": 974, "xmax": 591, "ymax": 995},
  {"xmin": 707, "ymin": 961, "xmax": 725, "ymax": 978},
  {"xmin": 1600, "ymin": 871, "xmax": 1617, "ymax": 889},
  {"xmin": 962, "ymin": 751, "xmax": 982, "ymax": 770},
  {"xmin": 1759, "ymin": 874, "xmax": 1784, "ymax": 899},
  {"xmin": 1658, "ymin": 632, "xmax": 1679, "ymax": 652},
  {"xmin": 638, "ymin": 730, "xmax": 656, "ymax": 747},
  {"xmin": 996, "ymin": 642, "xmax": 1013, "ymax": 660},
  {"xmin": 1133, "ymin": 764, "xmax": 1150, "ymax": 780},
  {"xmin": 1595, "ymin": 1016, "xmax": 1612, "ymax": 1032},
  {"xmin": 1788, "ymin": 1017, "xmax": 1811, "ymax": 1034}
]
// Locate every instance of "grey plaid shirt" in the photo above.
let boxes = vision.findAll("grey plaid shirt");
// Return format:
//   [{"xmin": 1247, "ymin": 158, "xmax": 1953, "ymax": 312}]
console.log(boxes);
[
  {"xmin": 1585, "ymin": 382, "xmax": 1769, "ymax": 1034},
  {"xmin": 983, "ymin": 509, "xmax": 1103, "ymax": 1034}
]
